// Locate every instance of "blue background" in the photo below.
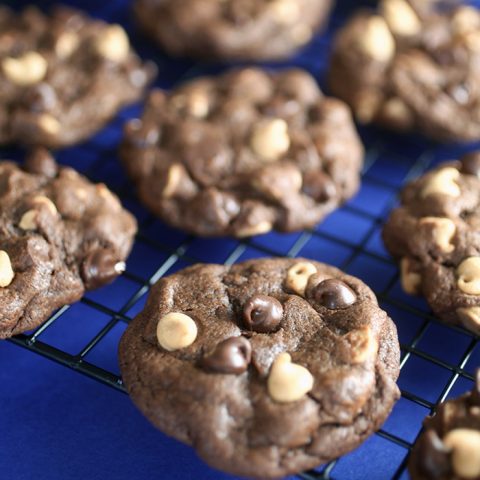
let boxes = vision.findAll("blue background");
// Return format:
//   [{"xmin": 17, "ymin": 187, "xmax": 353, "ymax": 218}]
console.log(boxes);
[{"xmin": 2, "ymin": 1, "xmax": 480, "ymax": 479}]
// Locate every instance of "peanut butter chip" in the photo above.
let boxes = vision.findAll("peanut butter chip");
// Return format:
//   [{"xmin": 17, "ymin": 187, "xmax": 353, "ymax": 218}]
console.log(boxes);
[
  {"xmin": 443, "ymin": 429, "xmax": 480, "ymax": 479},
  {"xmin": 267, "ymin": 353, "xmax": 314, "ymax": 403},
  {"xmin": 421, "ymin": 168, "xmax": 461, "ymax": 198},
  {"xmin": 0, "ymin": 250, "xmax": 14, "ymax": 287},
  {"xmin": 32, "ymin": 196, "xmax": 58, "ymax": 215},
  {"xmin": 235, "ymin": 221, "xmax": 273, "ymax": 238},
  {"xmin": 95, "ymin": 25, "xmax": 130, "ymax": 62},
  {"xmin": 286, "ymin": 262, "xmax": 317, "ymax": 296},
  {"xmin": 457, "ymin": 257, "xmax": 480, "ymax": 295},
  {"xmin": 19, "ymin": 210, "xmax": 38, "ymax": 231},
  {"xmin": 250, "ymin": 119, "xmax": 290, "ymax": 161},
  {"xmin": 400, "ymin": 257, "xmax": 422, "ymax": 295},
  {"xmin": 419, "ymin": 217, "xmax": 456, "ymax": 253},
  {"xmin": 270, "ymin": 0, "xmax": 300, "ymax": 24},
  {"xmin": 2, "ymin": 51, "xmax": 47, "ymax": 86},
  {"xmin": 360, "ymin": 16, "xmax": 395, "ymax": 62},
  {"xmin": 381, "ymin": 0, "xmax": 421, "ymax": 36},
  {"xmin": 344, "ymin": 327, "xmax": 378, "ymax": 364},
  {"xmin": 457, "ymin": 306, "xmax": 480, "ymax": 330},
  {"xmin": 156, "ymin": 312, "xmax": 198, "ymax": 351}
]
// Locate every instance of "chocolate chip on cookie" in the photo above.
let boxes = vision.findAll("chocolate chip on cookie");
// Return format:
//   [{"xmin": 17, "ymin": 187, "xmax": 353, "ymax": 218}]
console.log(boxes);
[
  {"xmin": 383, "ymin": 151, "xmax": 480, "ymax": 335},
  {"xmin": 121, "ymin": 67, "xmax": 364, "ymax": 237},
  {"xmin": 409, "ymin": 370, "xmax": 480, "ymax": 480},
  {"xmin": 0, "ymin": 150, "xmax": 137, "ymax": 339},
  {"xmin": 133, "ymin": 0, "xmax": 333, "ymax": 61},
  {"xmin": 119, "ymin": 257, "xmax": 400, "ymax": 479},
  {"xmin": 0, "ymin": 5, "xmax": 155, "ymax": 148},
  {"xmin": 329, "ymin": 1, "xmax": 480, "ymax": 142}
]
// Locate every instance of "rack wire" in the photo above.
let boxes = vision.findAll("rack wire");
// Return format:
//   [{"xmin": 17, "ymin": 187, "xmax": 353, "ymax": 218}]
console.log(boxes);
[{"xmin": 4, "ymin": 0, "xmax": 480, "ymax": 479}]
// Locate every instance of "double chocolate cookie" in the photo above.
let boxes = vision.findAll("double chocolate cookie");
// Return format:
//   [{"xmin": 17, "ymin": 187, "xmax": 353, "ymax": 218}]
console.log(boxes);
[
  {"xmin": 409, "ymin": 371, "xmax": 480, "ymax": 480},
  {"xmin": 329, "ymin": 0, "xmax": 480, "ymax": 141},
  {"xmin": 0, "ymin": 5, "xmax": 155, "ymax": 148},
  {"xmin": 0, "ymin": 150, "xmax": 137, "ymax": 339},
  {"xmin": 121, "ymin": 68, "xmax": 364, "ymax": 237},
  {"xmin": 119, "ymin": 257, "xmax": 400, "ymax": 478},
  {"xmin": 383, "ymin": 151, "xmax": 480, "ymax": 335},
  {"xmin": 133, "ymin": 0, "xmax": 333, "ymax": 61}
]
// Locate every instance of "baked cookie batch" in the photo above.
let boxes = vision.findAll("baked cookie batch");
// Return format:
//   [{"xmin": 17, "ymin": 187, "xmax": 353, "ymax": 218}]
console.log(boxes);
[{"xmin": 2, "ymin": 1, "xmax": 480, "ymax": 479}]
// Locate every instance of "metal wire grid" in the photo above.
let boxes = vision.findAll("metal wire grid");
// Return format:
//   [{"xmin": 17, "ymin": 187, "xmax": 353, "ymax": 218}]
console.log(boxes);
[{"xmin": 3, "ymin": 0, "xmax": 480, "ymax": 478}]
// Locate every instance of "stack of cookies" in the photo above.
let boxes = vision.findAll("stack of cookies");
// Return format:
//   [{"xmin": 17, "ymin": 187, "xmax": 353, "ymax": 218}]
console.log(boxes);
[{"xmin": 2, "ymin": 0, "xmax": 480, "ymax": 479}]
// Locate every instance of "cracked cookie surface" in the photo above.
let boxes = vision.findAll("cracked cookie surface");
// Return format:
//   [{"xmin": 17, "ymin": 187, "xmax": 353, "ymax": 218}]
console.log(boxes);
[
  {"xmin": 120, "ymin": 67, "xmax": 364, "ymax": 238},
  {"xmin": 0, "ymin": 5, "xmax": 155, "ymax": 148},
  {"xmin": 329, "ymin": 0, "xmax": 480, "ymax": 142},
  {"xmin": 133, "ymin": 0, "xmax": 333, "ymax": 61},
  {"xmin": 409, "ymin": 371, "xmax": 480, "ymax": 480},
  {"xmin": 383, "ymin": 152, "xmax": 480, "ymax": 335},
  {"xmin": 118, "ymin": 257, "xmax": 400, "ymax": 479},
  {"xmin": 0, "ymin": 150, "xmax": 137, "ymax": 339}
]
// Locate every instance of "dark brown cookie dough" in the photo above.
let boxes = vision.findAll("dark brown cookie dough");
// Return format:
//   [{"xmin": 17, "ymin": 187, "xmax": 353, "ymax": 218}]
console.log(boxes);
[
  {"xmin": 408, "ymin": 371, "xmax": 480, "ymax": 480},
  {"xmin": 133, "ymin": 0, "xmax": 333, "ymax": 61},
  {"xmin": 329, "ymin": 1, "xmax": 480, "ymax": 142},
  {"xmin": 0, "ymin": 149, "xmax": 137, "ymax": 339},
  {"xmin": 0, "ymin": 5, "xmax": 155, "ymax": 148},
  {"xmin": 118, "ymin": 257, "xmax": 400, "ymax": 479},
  {"xmin": 383, "ymin": 152, "xmax": 480, "ymax": 335},
  {"xmin": 121, "ymin": 67, "xmax": 364, "ymax": 237}
]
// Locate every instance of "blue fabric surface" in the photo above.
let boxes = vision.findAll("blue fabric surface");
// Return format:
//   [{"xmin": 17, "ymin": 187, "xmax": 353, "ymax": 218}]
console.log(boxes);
[{"xmin": 1, "ymin": 0, "xmax": 480, "ymax": 479}]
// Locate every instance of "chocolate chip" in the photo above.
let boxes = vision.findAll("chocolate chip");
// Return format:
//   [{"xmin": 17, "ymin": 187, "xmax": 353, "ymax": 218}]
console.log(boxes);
[
  {"xmin": 309, "ymin": 279, "xmax": 356, "ymax": 309},
  {"xmin": 24, "ymin": 148, "xmax": 58, "ymax": 178},
  {"xmin": 416, "ymin": 430, "xmax": 451, "ymax": 478},
  {"xmin": 81, "ymin": 249, "xmax": 125, "ymax": 290},
  {"xmin": 302, "ymin": 171, "xmax": 337, "ymax": 202},
  {"xmin": 243, "ymin": 294, "xmax": 283, "ymax": 333},
  {"xmin": 199, "ymin": 337, "xmax": 252, "ymax": 374},
  {"xmin": 460, "ymin": 151, "xmax": 480, "ymax": 177}
]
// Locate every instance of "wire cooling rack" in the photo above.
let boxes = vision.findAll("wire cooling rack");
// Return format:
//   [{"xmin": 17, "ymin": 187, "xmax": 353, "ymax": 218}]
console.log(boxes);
[{"xmin": 3, "ymin": 0, "xmax": 480, "ymax": 479}]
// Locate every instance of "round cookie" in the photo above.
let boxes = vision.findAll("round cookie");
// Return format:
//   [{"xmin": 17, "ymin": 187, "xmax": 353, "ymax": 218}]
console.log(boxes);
[
  {"xmin": 0, "ymin": 5, "xmax": 155, "ymax": 148},
  {"xmin": 120, "ymin": 67, "xmax": 364, "ymax": 237},
  {"xmin": 383, "ymin": 151, "xmax": 480, "ymax": 335},
  {"xmin": 133, "ymin": 0, "xmax": 333, "ymax": 61},
  {"xmin": 329, "ymin": 1, "xmax": 480, "ymax": 142},
  {"xmin": 408, "ymin": 371, "xmax": 480, "ymax": 480},
  {"xmin": 119, "ymin": 257, "xmax": 400, "ymax": 479},
  {"xmin": 0, "ymin": 149, "xmax": 137, "ymax": 339}
]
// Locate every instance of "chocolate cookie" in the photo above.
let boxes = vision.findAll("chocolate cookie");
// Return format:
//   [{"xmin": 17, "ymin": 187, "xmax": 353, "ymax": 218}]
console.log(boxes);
[
  {"xmin": 408, "ymin": 371, "xmax": 480, "ymax": 480},
  {"xmin": 329, "ymin": 1, "xmax": 480, "ymax": 142},
  {"xmin": 119, "ymin": 257, "xmax": 400, "ymax": 478},
  {"xmin": 133, "ymin": 0, "xmax": 333, "ymax": 61},
  {"xmin": 382, "ymin": 151, "xmax": 480, "ymax": 335},
  {"xmin": 0, "ymin": 5, "xmax": 155, "ymax": 148},
  {"xmin": 120, "ymin": 68, "xmax": 364, "ymax": 237},
  {"xmin": 0, "ymin": 149, "xmax": 137, "ymax": 339}
]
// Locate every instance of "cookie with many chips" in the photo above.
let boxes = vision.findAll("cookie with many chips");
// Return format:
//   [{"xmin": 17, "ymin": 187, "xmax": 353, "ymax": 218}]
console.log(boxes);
[
  {"xmin": 121, "ymin": 67, "xmax": 364, "ymax": 237},
  {"xmin": 0, "ymin": 5, "xmax": 155, "ymax": 148},
  {"xmin": 0, "ymin": 149, "xmax": 137, "ymax": 339},
  {"xmin": 119, "ymin": 257, "xmax": 400, "ymax": 478}
]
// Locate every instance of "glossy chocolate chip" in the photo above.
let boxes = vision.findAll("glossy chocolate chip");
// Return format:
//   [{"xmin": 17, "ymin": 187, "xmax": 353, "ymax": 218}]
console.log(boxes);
[
  {"xmin": 416, "ymin": 430, "xmax": 451, "ymax": 478},
  {"xmin": 310, "ymin": 279, "xmax": 356, "ymax": 309},
  {"xmin": 243, "ymin": 295, "xmax": 283, "ymax": 333},
  {"xmin": 24, "ymin": 148, "xmax": 58, "ymax": 178},
  {"xmin": 199, "ymin": 337, "xmax": 252, "ymax": 374},
  {"xmin": 81, "ymin": 249, "xmax": 125, "ymax": 289},
  {"xmin": 302, "ymin": 171, "xmax": 337, "ymax": 202},
  {"xmin": 460, "ymin": 151, "xmax": 480, "ymax": 177}
]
